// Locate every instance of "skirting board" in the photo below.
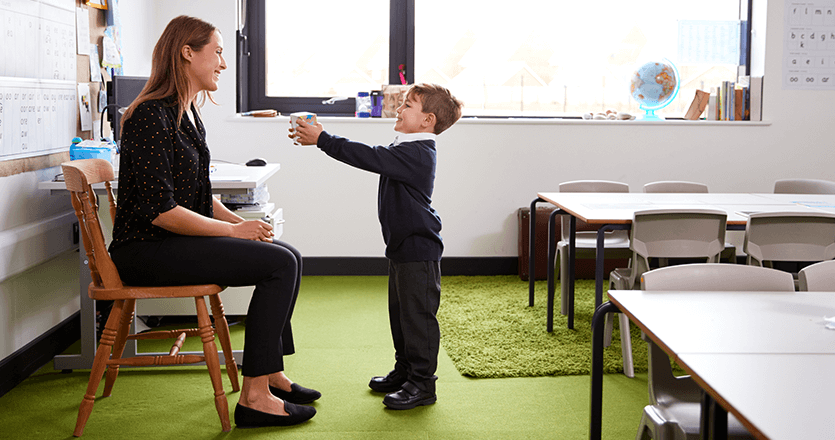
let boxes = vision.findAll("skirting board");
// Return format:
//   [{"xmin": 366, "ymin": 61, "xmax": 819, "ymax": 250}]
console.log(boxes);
[
  {"xmin": 302, "ymin": 256, "xmax": 519, "ymax": 276},
  {"xmin": 0, "ymin": 311, "xmax": 80, "ymax": 398}
]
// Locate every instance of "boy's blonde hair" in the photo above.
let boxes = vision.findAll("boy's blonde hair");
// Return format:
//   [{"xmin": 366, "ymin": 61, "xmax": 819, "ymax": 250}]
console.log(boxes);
[{"xmin": 408, "ymin": 83, "xmax": 463, "ymax": 135}]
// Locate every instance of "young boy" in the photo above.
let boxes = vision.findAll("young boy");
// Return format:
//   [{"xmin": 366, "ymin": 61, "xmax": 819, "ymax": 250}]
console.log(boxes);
[{"xmin": 291, "ymin": 83, "xmax": 463, "ymax": 409}]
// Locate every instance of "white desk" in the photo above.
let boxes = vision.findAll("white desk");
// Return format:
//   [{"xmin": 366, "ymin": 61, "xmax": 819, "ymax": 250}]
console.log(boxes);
[
  {"xmin": 590, "ymin": 290, "xmax": 835, "ymax": 440},
  {"xmin": 39, "ymin": 162, "xmax": 281, "ymax": 370},
  {"xmin": 40, "ymin": 162, "xmax": 280, "ymax": 195},
  {"xmin": 676, "ymin": 353, "xmax": 835, "ymax": 440},
  {"xmin": 528, "ymin": 193, "xmax": 835, "ymax": 330}
]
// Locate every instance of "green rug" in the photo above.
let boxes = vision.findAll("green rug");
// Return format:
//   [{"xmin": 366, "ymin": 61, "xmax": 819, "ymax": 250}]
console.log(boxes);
[{"xmin": 437, "ymin": 276, "xmax": 648, "ymax": 378}]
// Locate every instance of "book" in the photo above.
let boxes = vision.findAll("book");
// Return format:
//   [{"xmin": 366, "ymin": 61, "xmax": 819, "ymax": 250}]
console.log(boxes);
[
  {"xmin": 708, "ymin": 89, "xmax": 717, "ymax": 120},
  {"xmin": 734, "ymin": 87, "xmax": 744, "ymax": 121},
  {"xmin": 749, "ymin": 76, "xmax": 764, "ymax": 121},
  {"xmin": 684, "ymin": 90, "xmax": 710, "ymax": 120}
]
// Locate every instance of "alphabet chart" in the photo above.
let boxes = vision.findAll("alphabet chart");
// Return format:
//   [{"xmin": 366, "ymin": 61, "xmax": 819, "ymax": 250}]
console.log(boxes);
[
  {"xmin": 1, "ymin": 0, "xmax": 77, "ymax": 160},
  {"xmin": 784, "ymin": 1, "xmax": 835, "ymax": 89}
]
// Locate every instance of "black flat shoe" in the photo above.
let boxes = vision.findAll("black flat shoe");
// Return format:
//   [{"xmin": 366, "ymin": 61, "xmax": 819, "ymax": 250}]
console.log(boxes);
[
  {"xmin": 369, "ymin": 370, "xmax": 407, "ymax": 393},
  {"xmin": 269, "ymin": 383, "xmax": 322, "ymax": 404},
  {"xmin": 383, "ymin": 382, "xmax": 436, "ymax": 410},
  {"xmin": 234, "ymin": 402, "xmax": 316, "ymax": 428}
]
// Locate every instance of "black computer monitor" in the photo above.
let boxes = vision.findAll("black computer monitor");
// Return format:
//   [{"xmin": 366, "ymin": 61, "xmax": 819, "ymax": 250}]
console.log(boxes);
[{"xmin": 109, "ymin": 75, "xmax": 148, "ymax": 144}]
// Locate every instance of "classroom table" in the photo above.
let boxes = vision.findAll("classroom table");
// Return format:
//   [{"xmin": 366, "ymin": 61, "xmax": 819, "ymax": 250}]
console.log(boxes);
[
  {"xmin": 38, "ymin": 162, "xmax": 280, "ymax": 370},
  {"xmin": 591, "ymin": 290, "xmax": 835, "ymax": 440},
  {"xmin": 528, "ymin": 192, "xmax": 835, "ymax": 330}
]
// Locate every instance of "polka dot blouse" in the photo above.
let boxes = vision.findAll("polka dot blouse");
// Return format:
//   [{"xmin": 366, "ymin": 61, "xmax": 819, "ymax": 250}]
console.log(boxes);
[{"xmin": 109, "ymin": 97, "xmax": 213, "ymax": 251}]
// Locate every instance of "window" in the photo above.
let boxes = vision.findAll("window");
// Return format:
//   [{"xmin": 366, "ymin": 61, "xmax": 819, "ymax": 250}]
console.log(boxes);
[{"xmin": 240, "ymin": 0, "xmax": 751, "ymax": 118}]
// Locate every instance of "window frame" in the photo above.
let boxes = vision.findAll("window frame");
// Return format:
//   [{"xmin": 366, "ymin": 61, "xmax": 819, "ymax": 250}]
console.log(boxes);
[{"xmin": 238, "ymin": 0, "xmax": 752, "ymax": 118}]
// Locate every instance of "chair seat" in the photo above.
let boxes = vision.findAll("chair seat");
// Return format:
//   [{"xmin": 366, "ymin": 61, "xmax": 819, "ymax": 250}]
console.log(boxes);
[{"xmin": 89, "ymin": 283, "xmax": 224, "ymax": 300}]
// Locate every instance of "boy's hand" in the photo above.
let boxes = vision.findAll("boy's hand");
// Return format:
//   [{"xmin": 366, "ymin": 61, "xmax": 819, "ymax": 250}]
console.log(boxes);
[{"xmin": 289, "ymin": 118, "xmax": 324, "ymax": 146}]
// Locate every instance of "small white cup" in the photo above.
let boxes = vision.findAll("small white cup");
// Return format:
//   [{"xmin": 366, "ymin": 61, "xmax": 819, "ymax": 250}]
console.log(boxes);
[{"xmin": 289, "ymin": 112, "xmax": 317, "ymax": 146}]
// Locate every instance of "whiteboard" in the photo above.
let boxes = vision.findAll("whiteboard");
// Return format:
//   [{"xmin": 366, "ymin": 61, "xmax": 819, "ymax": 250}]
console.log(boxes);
[{"xmin": 0, "ymin": 0, "xmax": 77, "ymax": 161}]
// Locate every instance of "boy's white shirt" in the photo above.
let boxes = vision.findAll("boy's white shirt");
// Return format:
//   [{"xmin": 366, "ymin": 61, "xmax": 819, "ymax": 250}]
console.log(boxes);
[{"xmin": 393, "ymin": 132, "xmax": 436, "ymax": 146}]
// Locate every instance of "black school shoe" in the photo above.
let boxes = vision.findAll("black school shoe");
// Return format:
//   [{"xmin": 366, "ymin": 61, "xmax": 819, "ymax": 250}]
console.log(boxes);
[
  {"xmin": 383, "ymin": 382, "xmax": 437, "ymax": 410},
  {"xmin": 368, "ymin": 370, "xmax": 407, "ymax": 393},
  {"xmin": 269, "ymin": 383, "xmax": 322, "ymax": 404},
  {"xmin": 234, "ymin": 402, "xmax": 316, "ymax": 428}
]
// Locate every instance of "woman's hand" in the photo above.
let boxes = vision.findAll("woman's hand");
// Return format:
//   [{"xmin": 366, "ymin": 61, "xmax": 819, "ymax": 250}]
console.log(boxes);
[
  {"xmin": 231, "ymin": 219, "xmax": 274, "ymax": 242},
  {"xmin": 289, "ymin": 118, "xmax": 324, "ymax": 146}
]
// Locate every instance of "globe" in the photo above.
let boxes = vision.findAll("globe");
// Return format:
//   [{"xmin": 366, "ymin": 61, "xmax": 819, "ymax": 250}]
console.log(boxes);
[{"xmin": 629, "ymin": 60, "xmax": 680, "ymax": 120}]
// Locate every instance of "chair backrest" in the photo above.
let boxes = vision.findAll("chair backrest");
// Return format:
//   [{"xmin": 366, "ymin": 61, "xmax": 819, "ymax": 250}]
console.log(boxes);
[
  {"xmin": 626, "ymin": 209, "xmax": 727, "ymax": 287},
  {"xmin": 641, "ymin": 263, "xmax": 796, "ymax": 291},
  {"xmin": 558, "ymin": 180, "xmax": 629, "ymax": 241},
  {"xmin": 643, "ymin": 181, "xmax": 708, "ymax": 193},
  {"xmin": 640, "ymin": 263, "xmax": 794, "ymax": 406},
  {"xmin": 62, "ymin": 159, "xmax": 124, "ymax": 291},
  {"xmin": 798, "ymin": 260, "xmax": 835, "ymax": 291},
  {"xmin": 774, "ymin": 178, "xmax": 835, "ymax": 194},
  {"xmin": 743, "ymin": 211, "xmax": 835, "ymax": 266}
]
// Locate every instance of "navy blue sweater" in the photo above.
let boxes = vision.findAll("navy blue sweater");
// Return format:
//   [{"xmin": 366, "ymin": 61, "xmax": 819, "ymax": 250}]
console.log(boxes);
[{"xmin": 317, "ymin": 131, "xmax": 443, "ymax": 263}]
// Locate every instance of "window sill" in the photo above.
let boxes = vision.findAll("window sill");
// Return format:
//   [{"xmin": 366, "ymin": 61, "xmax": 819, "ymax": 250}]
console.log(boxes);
[{"xmin": 229, "ymin": 114, "xmax": 771, "ymax": 127}]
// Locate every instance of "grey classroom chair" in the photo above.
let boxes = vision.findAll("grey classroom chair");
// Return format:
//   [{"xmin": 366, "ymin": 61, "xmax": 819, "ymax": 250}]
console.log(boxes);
[
  {"xmin": 643, "ymin": 180, "xmax": 736, "ymax": 263},
  {"xmin": 552, "ymin": 180, "xmax": 632, "ymax": 316},
  {"xmin": 608, "ymin": 209, "xmax": 727, "ymax": 378},
  {"xmin": 773, "ymin": 178, "xmax": 835, "ymax": 194},
  {"xmin": 642, "ymin": 181, "xmax": 709, "ymax": 193},
  {"xmin": 798, "ymin": 259, "xmax": 835, "ymax": 291},
  {"xmin": 640, "ymin": 263, "xmax": 795, "ymax": 291},
  {"xmin": 743, "ymin": 212, "xmax": 835, "ymax": 287},
  {"xmin": 635, "ymin": 263, "xmax": 793, "ymax": 440}
]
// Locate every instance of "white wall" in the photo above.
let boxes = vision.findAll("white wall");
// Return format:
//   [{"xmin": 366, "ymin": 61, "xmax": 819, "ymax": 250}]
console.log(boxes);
[{"xmin": 121, "ymin": 0, "xmax": 833, "ymax": 259}]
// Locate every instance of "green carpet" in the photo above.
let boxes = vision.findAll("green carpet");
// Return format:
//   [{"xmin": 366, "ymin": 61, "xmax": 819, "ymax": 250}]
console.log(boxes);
[
  {"xmin": 0, "ymin": 276, "xmax": 650, "ymax": 439},
  {"xmin": 438, "ymin": 276, "xmax": 647, "ymax": 378}
]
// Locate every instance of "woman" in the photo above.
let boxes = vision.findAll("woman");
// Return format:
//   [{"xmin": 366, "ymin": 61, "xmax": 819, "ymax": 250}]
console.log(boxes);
[{"xmin": 108, "ymin": 15, "xmax": 317, "ymax": 428}]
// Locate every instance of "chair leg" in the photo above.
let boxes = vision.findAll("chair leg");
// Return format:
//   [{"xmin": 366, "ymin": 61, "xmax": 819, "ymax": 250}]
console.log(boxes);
[
  {"xmin": 195, "ymin": 296, "xmax": 231, "ymax": 432},
  {"xmin": 103, "ymin": 299, "xmax": 135, "ymax": 397},
  {"xmin": 209, "ymin": 294, "xmax": 240, "ymax": 392},
  {"xmin": 74, "ymin": 299, "xmax": 126, "ymax": 437},
  {"xmin": 603, "ymin": 313, "xmax": 614, "ymax": 347},
  {"xmin": 619, "ymin": 313, "xmax": 634, "ymax": 378}
]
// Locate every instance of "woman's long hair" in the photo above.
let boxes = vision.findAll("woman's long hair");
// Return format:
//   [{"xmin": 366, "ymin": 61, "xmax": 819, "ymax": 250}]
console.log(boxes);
[{"xmin": 121, "ymin": 15, "xmax": 218, "ymax": 135}]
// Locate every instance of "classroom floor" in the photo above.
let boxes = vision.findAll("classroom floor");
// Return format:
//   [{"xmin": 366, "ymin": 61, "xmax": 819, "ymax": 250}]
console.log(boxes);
[{"xmin": 0, "ymin": 276, "xmax": 650, "ymax": 439}]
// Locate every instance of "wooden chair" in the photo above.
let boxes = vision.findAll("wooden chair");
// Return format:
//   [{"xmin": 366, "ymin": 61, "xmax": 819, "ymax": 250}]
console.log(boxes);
[{"xmin": 64, "ymin": 159, "xmax": 239, "ymax": 437}]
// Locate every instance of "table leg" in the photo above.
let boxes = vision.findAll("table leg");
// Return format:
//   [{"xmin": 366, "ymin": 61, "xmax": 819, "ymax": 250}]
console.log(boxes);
[
  {"xmin": 53, "ymin": 242, "xmax": 98, "ymax": 370},
  {"xmin": 546, "ymin": 209, "xmax": 560, "ymax": 332},
  {"xmin": 529, "ymin": 197, "xmax": 546, "ymax": 307},
  {"xmin": 590, "ymin": 301, "xmax": 619, "ymax": 440},
  {"xmin": 567, "ymin": 215, "xmax": 576, "ymax": 330}
]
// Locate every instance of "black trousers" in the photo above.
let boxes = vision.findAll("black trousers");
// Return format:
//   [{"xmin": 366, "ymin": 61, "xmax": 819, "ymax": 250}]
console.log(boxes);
[
  {"xmin": 388, "ymin": 260, "xmax": 441, "ymax": 393},
  {"xmin": 110, "ymin": 237, "xmax": 301, "ymax": 377}
]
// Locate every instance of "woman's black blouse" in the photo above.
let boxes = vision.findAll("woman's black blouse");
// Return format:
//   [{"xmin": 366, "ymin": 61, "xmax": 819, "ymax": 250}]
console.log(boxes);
[{"xmin": 109, "ymin": 97, "xmax": 213, "ymax": 251}]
